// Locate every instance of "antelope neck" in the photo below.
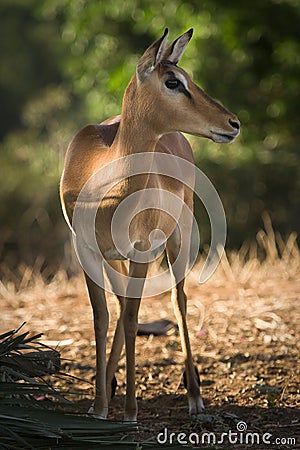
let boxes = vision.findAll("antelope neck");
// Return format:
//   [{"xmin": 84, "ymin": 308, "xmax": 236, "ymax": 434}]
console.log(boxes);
[
  {"xmin": 111, "ymin": 74, "xmax": 161, "ymax": 157},
  {"xmin": 112, "ymin": 114, "xmax": 160, "ymax": 158},
  {"xmin": 109, "ymin": 113, "xmax": 160, "ymax": 194}
]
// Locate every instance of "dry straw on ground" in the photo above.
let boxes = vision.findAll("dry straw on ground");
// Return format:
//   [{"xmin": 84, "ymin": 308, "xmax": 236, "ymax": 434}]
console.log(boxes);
[{"xmin": 1, "ymin": 215, "xmax": 299, "ymax": 447}]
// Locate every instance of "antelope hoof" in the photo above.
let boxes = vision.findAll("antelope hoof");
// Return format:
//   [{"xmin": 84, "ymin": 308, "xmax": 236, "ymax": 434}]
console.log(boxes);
[
  {"xmin": 189, "ymin": 395, "xmax": 205, "ymax": 416},
  {"xmin": 123, "ymin": 409, "xmax": 138, "ymax": 423},
  {"xmin": 183, "ymin": 366, "xmax": 204, "ymax": 415},
  {"xmin": 88, "ymin": 406, "xmax": 107, "ymax": 420},
  {"xmin": 123, "ymin": 416, "xmax": 138, "ymax": 424}
]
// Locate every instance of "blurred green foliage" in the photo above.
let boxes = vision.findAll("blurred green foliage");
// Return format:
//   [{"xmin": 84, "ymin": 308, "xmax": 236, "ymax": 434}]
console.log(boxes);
[{"xmin": 1, "ymin": 0, "xmax": 299, "ymax": 272}]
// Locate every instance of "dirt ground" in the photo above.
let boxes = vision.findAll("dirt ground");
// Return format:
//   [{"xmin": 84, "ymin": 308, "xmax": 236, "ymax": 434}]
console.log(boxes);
[{"xmin": 1, "ymin": 239, "xmax": 300, "ymax": 449}]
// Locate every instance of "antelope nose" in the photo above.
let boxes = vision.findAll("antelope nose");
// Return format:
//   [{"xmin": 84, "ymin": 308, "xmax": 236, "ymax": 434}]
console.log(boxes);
[{"xmin": 229, "ymin": 118, "xmax": 240, "ymax": 131}]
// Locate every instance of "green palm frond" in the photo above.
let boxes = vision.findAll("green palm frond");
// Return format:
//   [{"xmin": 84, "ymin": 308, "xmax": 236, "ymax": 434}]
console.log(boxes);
[
  {"xmin": 0, "ymin": 325, "xmax": 136, "ymax": 448},
  {"xmin": 0, "ymin": 326, "xmax": 205, "ymax": 449}
]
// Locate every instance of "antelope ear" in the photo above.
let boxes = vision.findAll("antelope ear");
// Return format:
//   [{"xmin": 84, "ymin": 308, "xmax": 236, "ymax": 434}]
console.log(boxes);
[
  {"xmin": 164, "ymin": 28, "xmax": 193, "ymax": 65},
  {"xmin": 136, "ymin": 28, "xmax": 169, "ymax": 82}
]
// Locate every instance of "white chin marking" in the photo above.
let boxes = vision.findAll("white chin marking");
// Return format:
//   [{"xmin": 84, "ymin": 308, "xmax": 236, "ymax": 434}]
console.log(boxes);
[{"xmin": 212, "ymin": 134, "xmax": 233, "ymax": 144}]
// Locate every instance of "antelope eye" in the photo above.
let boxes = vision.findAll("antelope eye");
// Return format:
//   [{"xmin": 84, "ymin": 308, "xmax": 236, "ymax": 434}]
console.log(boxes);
[{"xmin": 165, "ymin": 79, "xmax": 180, "ymax": 89}]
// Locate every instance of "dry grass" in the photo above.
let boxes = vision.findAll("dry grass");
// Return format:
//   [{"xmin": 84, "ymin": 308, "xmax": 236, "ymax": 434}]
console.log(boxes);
[{"xmin": 1, "ymin": 215, "xmax": 299, "ymax": 447}]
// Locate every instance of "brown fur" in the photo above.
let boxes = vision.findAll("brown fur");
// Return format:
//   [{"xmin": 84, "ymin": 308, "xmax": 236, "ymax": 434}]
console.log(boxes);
[{"xmin": 60, "ymin": 29, "xmax": 239, "ymax": 421}]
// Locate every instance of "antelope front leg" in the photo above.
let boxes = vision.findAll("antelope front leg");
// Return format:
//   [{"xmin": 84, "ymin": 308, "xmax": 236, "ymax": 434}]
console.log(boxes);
[
  {"xmin": 167, "ymin": 227, "xmax": 204, "ymax": 416},
  {"xmin": 123, "ymin": 261, "xmax": 148, "ymax": 423},
  {"xmin": 105, "ymin": 260, "xmax": 127, "ymax": 401},
  {"xmin": 85, "ymin": 273, "xmax": 109, "ymax": 419},
  {"xmin": 171, "ymin": 279, "xmax": 204, "ymax": 415}
]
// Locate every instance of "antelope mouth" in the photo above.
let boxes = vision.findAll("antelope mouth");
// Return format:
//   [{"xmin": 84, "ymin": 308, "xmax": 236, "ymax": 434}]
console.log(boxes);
[{"xmin": 211, "ymin": 129, "xmax": 240, "ymax": 144}]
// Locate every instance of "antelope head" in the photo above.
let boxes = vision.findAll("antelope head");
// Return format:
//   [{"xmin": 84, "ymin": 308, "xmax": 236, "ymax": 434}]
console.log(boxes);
[{"xmin": 128, "ymin": 28, "xmax": 240, "ymax": 143}]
